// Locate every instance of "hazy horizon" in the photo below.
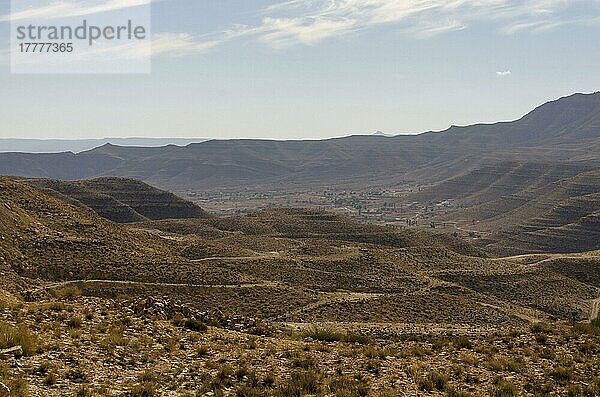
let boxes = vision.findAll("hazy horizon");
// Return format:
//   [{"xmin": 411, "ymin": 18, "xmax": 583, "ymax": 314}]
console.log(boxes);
[
  {"xmin": 1, "ymin": 0, "xmax": 600, "ymax": 139},
  {"xmin": 2, "ymin": 90, "xmax": 599, "ymax": 142}
]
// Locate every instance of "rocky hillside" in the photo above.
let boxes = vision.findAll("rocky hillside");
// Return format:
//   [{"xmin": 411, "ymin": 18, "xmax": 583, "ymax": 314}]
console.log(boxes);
[
  {"xmin": 0, "ymin": 178, "xmax": 234, "ymax": 289},
  {"xmin": 24, "ymin": 177, "xmax": 211, "ymax": 223}
]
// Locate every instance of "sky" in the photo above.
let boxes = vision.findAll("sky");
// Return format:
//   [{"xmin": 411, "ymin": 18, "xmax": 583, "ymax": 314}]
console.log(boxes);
[{"xmin": 1, "ymin": 0, "xmax": 600, "ymax": 140}]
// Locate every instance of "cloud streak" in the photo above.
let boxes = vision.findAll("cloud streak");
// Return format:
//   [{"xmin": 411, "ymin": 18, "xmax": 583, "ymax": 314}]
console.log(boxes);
[
  {"xmin": 231, "ymin": 0, "xmax": 600, "ymax": 49},
  {"xmin": 0, "ymin": 0, "xmax": 152, "ymax": 23},
  {"xmin": 2, "ymin": 0, "xmax": 599, "ymax": 57}
]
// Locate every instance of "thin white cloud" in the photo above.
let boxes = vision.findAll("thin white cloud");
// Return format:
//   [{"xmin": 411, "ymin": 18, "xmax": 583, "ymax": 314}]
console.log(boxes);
[
  {"xmin": 0, "ymin": 0, "xmax": 152, "ymax": 23},
  {"xmin": 250, "ymin": 0, "xmax": 600, "ymax": 48},
  {"xmin": 496, "ymin": 70, "xmax": 511, "ymax": 76},
  {"xmin": 4, "ymin": 0, "xmax": 599, "ymax": 58},
  {"xmin": 68, "ymin": 32, "xmax": 224, "ymax": 60}
]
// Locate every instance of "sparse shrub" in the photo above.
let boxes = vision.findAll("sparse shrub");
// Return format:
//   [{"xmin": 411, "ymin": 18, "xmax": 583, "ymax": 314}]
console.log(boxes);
[
  {"xmin": 292, "ymin": 354, "xmax": 316, "ymax": 369},
  {"xmin": 540, "ymin": 347, "xmax": 556, "ymax": 360},
  {"xmin": 246, "ymin": 337, "xmax": 258, "ymax": 350},
  {"xmin": 263, "ymin": 372, "xmax": 276, "ymax": 388},
  {"xmin": 491, "ymin": 378, "xmax": 519, "ymax": 397},
  {"xmin": 83, "ymin": 308, "xmax": 94, "ymax": 321},
  {"xmin": 35, "ymin": 361, "xmax": 51, "ymax": 375},
  {"xmin": 453, "ymin": 336, "xmax": 473, "ymax": 349},
  {"xmin": 128, "ymin": 381, "xmax": 157, "ymax": 397},
  {"xmin": 139, "ymin": 370, "xmax": 157, "ymax": 383},
  {"xmin": 0, "ymin": 321, "xmax": 38, "ymax": 356},
  {"xmin": 328, "ymin": 375, "xmax": 369, "ymax": 397},
  {"xmin": 342, "ymin": 332, "xmax": 372, "ymax": 344},
  {"xmin": 416, "ymin": 370, "xmax": 448, "ymax": 391},
  {"xmin": 43, "ymin": 372, "xmax": 57, "ymax": 386},
  {"xmin": 248, "ymin": 320, "xmax": 272, "ymax": 336},
  {"xmin": 446, "ymin": 387, "xmax": 472, "ymax": 397},
  {"xmin": 66, "ymin": 368, "xmax": 88, "ymax": 383},
  {"xmin": 301, "ymin": 326, "xmax": 343, "ymax": 342},
  {"xmin": 183, "ymin": 318, "xmax": 207, "ymax": 332},
  {"xmin": 530, "ymin": 322, "xmax": 553, "ymax": 334},
  {"xmin": 50, "ymin": 285, "xmax": 81, "ymax": 300},
  {"xmin": 276, "ymin": 370, "xmax": 320, "ymax": 396},
  {"xmin": 67, "ymin": 316, "xmax": 83, "ymax": 329},
  {"xmin": 0, "ymin": 363, "xmax": 28, "ymax": 396},
  {"xmin": 366, "ymin": 359, "xmax": 381, "ymax": 375},
  {"xmin": 573, "ymin": 321, "xmax": 600, "ymax": 336},
  {"xmin": 101, "ymin": 327, "xmax": 130, "ymax": 351},
  {"xmin": 428, "ymin": 371, "xmax": 449, "ymax": 391},
  {"xmin": 236, "ymin": 386, "xmax": 263, "ymax": 397},
  {"xmin": 549, "ymin": 366, "xmax": 573, "ymax": 383},
  {"xmin": 535, "ymin": 333, "xmax": 548, "ymax": 344},
  {"xmin": 235, "ymin": 366, "xmax": 249, "ymax": 381},
  {"xmin": 196, "ymin": 344, "xmax": 209, "ymax": 357},
  {"xmin": 363, "ymin": 345, "xmax": 395, "ymax": 359},
  {"xmin": 76, "ymin": 385, "xmax": 92, "ymax": 397}
]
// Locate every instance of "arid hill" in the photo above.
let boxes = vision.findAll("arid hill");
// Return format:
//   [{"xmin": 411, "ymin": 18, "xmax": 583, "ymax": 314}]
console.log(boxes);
[
  {"xmin": 1, "ymin": 177, "xmax": 600, "ymax": 396},
  {"xmin": 24, "ymin": 177, "xmax": 211, "ymax": 223},
  {"xmin": 2, "ymin": 177, "xmax": 598, "ymax": 327},
  {"xmin": 411, "ymin": 167, "xmax": 600, "ymax": 255},
  {"xmin": 0, "ymin": 93, "xmax": 598, "ymax": 257},
  {"xmin": 0, "ymin": 177, "xmax": 239, "ymax": 290}
]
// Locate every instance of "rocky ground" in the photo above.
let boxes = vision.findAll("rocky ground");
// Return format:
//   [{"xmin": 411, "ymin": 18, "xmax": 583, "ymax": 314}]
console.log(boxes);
[{"xmin": 1, "ymin": 292, "xmax": 600, "ymax": 397}]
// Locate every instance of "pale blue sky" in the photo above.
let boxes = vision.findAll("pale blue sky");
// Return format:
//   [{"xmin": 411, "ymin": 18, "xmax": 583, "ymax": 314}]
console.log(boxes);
[{"xmin": 1, "ymin": 0, "xmax": 600, "ymax": 139}]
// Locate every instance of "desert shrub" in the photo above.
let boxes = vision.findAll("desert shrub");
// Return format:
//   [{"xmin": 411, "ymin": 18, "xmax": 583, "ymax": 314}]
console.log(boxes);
[
  {"xmin": 248, "ymin": 320, "xmax": 272, "ymax": 336},
  {"xmin": 0, "ymin": 363, "xmax": 28, "ymax": 396},
  {"xmin": 301, "ymin": 327, "xmax": 344, "ymax": 342},
  {"xmin": 50, "ymin": 285, "xmax": 81, "ymax": 300},
  {"xmin": 128, "ymin": 381, "xmax": 157, "ymax": 397},
  {"xmin": 236, "ymin": 386, "xmax": 263, "ymax": 397},
  {"xmin": 43, "ymin": 372, "xmax": 57, "ymax": 386},
  {"xmin": 183, "ymin": 318, "xmax": 207, "ymax": 332},
  {"xmin": 417, "ymin": 370, "xmax": 448, "ymax": 391},
  {"xmin": 446, "ymin": 387, "xmax": 472, "ymax": 397},
  {"xmin": 530, "ymin": 322, "xmax": 552, "ymax": 333},
  {"xmin": 573, "ymin": 321, "xmax": 600, "ymax": 336},
  {"xmin": 535, "ymin": 333, "xmax": 548, "ymax": 344},
  {"xmin": 263, "ymin": 372, "xmax": 276, "ymax": 388},
  {"xmin": 65, "ymin": 368, "xmax": 88, "ymax": 383},
  {"xmin": 363, "ymin": 345, "xmax": 395, "ymax": 359},
  {"xmin": 100, "ymin": 327, "xmax": 130, "ymax": 350},
  {"xmin": 40, "ymin": 302, "xmax": 70, "ymax": 312},
  {"xmin": 328, "ymin": 376, "xmax": 369, "ymax": 397},
  {"xmin": 549, "ymin": 366, "xmax": 573, "ymax": 383},
  {"xmin": 343, "ymin": 332, "xmax": 372, "ymax": 344},
  {"xmin": 429, "ymin": 371, "xmax": 449, "ymax": 391},
  {"xmin": 491, "ymin": 378, "xmax": 519, "ymax": 397},
  {"xmin": 0, "ymin": 321, "xmax": 37, "ymax": 356},
  {"xmin": 76, "ymin": 385, "xmax": 92, "ymax": 397},
  {"xmin": 276, "ymin": 370, "xmax": 319, "ymax": 396},
  {"xmin": 453, "ymin": 336, "xmax": 474, "ymax": 349},
  {"xmin": 292, "ymin": 354, "xmax": 316, "ymax": 369},
  {"xmin": 67, "ymin": 316, "xmax": 83, "ymax": 329},
  {"xmin": 196, "ymin": 345, "xmax": 209, "ymax": 357}
]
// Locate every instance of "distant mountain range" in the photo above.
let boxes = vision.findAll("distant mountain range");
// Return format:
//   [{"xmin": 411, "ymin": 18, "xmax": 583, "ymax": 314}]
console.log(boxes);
[
  {"xmin": 1, "ymin": 92, "xmax": 598, "ymax": 254},
  {"xmin": 0, "ymin": 92, "xmax": 598, "ymax": 189},
  {"xmin": 0, "ymin": 138, "xmax": 209, "ymax": 154}
]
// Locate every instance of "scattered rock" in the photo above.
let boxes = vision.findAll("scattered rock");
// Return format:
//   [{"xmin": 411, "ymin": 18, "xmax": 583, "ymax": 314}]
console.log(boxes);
[
  {"xmin": 0, "ymin": 345, "xmax": 23, "ymax": 358},
  {"xmin": 0, "ymin": 382, "xmax": 9, "ymax": 396}
]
